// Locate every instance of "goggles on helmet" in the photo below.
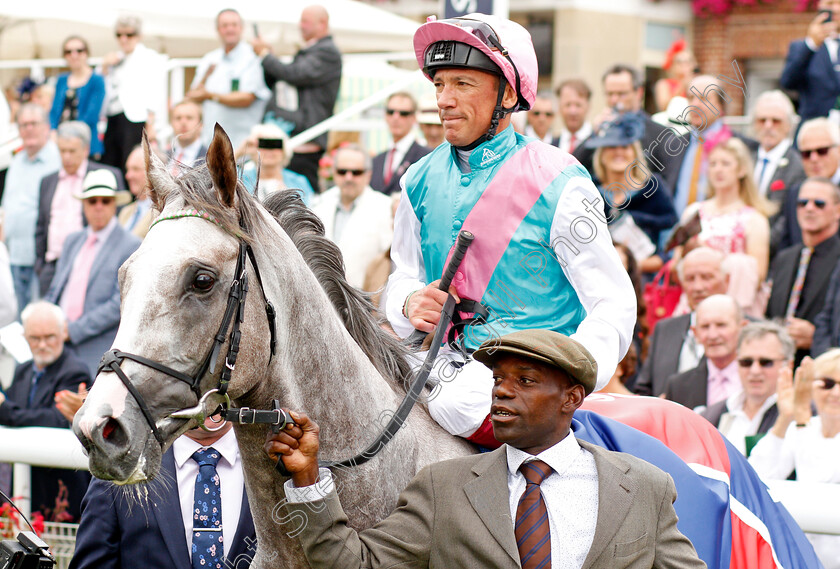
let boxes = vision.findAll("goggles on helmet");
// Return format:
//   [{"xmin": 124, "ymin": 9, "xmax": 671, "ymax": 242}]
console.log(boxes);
[{"xmin": 422, "ymin": 17, "xmax": 524, "ymax": 112}]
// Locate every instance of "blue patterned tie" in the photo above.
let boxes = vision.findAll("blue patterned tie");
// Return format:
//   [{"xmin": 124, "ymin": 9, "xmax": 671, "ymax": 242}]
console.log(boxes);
[{"xmin": 191, "ymin": 447, "xmax": 223, "ymax": 569}]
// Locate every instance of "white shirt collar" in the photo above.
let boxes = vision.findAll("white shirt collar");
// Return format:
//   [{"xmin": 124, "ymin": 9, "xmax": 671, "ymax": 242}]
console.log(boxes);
[
  {"xmin": 560, "ymin": 122, "xmax": 592, "ymax": 141},
  {"xmin": 757, "ymin": 139, "xmax": 790, "ymax": 163},
  {"xmin": 725, "ymin": 390, "xmax": 778, "ymax": 416},
  {"xmin": 505, "ymin": 430, "xmax": 581, "ymax": 478},
  {"xmin": 392, "ymin": 131, "xmax": 416, "ymax": 154},
  {"xmin": 173, "ymin": 426, "xmax": 239, "ymax": 470}
]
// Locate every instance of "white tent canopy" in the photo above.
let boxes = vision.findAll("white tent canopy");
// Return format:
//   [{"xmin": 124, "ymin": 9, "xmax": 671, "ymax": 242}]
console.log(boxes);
[{"xmin": 0, "ymin": 0, "xmax": 423, "ymax": 60}]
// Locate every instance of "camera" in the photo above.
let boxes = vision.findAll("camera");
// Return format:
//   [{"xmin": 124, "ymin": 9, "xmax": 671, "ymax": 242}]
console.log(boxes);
[{"xmin": 0, "ymin": 532, "xmax": 55, "ymax": 569}]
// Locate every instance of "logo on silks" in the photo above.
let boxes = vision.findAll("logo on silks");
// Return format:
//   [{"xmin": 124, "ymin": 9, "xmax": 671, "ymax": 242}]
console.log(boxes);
[
  {"xmin": 574, "ymin": 394, "xmax": 823, "ymax": 569},
  {"xmin": 480, "ymin": 148, "xmax": 499, "ymax": 167}
]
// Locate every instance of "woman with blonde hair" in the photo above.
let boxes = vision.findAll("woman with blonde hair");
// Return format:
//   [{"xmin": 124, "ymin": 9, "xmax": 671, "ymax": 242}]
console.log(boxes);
[
  {"xmin": 681, "ymin": 136, "xmax": 777, "ymax": 283},
  {"xmin": 585, "ymin": 113, "xmax": 677, "ymax": 274}
]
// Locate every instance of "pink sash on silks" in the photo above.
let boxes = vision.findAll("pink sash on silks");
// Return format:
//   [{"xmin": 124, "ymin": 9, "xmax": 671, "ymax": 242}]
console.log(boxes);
[{"xmin": 442, "ymin": 142, "xmax": 579, "ymax": 337}]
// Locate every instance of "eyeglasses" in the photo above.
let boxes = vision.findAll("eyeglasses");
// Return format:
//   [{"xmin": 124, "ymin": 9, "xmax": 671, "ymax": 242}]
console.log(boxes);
[
  {"xmin": 737, "ymin": 357, "xmax": 782, "ymax": 368},
  {"xmin": 819, "ymin": 378, "xmax": 839, "ymax": 390},
  {"xmin": 18, "ymin": 121, "xmax": 44, "ymax": 129},
  {"xmin": 335, "ymin": 168, "xmax": 366, "ymax": 177},
  {"xmin": 797, "ymin": 198, "xmax": 828, "ymax": 209},
  {"xmin": 85, "ymin": 197, "xmax": 115, "ymax": 206},
  {"xmin": 755, "ymin": 116, "xmax": 783, "ymax": 125},
  {"xmin": 385, "ymin": 109, "xmax": 413, "ymax": 117},
  {"xmin": 115, "ymin": 31, "xmax": 138, "ymax": 38},
  {"xmin": 63, "ymin": 48, "xmax": 86, "ymax": 56},
  {"xmin": 26, "ymin": 334, "xmax": 58, "ymax": 345},
  {"xmin": 800, "ymin": 146, "xmax": 834, "ymax": 159},
  {"xmin": 531, "ymin": 111, "xmax": 554, "ymax": 117}
]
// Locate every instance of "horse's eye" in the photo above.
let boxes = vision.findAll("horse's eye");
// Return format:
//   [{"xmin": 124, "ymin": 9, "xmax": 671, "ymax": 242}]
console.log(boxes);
[{"xmin": 193, "ymin": 273, "xmax": 215, "ymax": 292}]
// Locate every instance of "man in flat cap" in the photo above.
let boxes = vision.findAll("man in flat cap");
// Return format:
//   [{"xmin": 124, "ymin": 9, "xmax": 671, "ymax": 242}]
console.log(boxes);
[{"xmin": 266, "ymin": 329, "xmax": 705, "ymax": 569}]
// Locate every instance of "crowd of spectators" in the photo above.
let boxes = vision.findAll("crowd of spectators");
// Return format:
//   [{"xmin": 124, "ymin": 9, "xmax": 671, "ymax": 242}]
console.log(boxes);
[{"xmin": 0, "ymin": 5, "xmax": 839, "ymax": 564}]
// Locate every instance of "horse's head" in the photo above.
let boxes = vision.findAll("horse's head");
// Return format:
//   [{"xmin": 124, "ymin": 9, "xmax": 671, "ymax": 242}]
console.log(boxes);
[{"xmin": 74, "ymin": 125, "xmax": 274, "ymax": 483}]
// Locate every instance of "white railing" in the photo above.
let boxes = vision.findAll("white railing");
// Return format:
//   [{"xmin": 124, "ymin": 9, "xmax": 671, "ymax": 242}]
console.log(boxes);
[{"xmin": 1, "ymin": 425, "xmax": 839, "ymax": 536}]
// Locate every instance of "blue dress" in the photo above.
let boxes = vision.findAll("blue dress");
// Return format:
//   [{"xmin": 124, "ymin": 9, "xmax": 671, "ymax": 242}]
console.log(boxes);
[{"xmin": 50, "ymin": 73, "xmax": 107, "ymax": 157}]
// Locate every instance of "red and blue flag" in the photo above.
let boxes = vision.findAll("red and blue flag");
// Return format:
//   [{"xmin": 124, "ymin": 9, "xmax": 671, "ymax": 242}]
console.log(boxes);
[{"xmin": 575, "ymin": 394, "xmax": 823, "ymax": 569}]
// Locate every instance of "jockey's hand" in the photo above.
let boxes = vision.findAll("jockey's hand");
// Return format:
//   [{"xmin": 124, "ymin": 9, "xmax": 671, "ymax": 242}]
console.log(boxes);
[
  {"xmin": 405, "ymin": 279, "xmax": 460, "ymax": 334},
  {"xmin": 264, "ymin": 411, "xmax": 321, "ymax": 487}
]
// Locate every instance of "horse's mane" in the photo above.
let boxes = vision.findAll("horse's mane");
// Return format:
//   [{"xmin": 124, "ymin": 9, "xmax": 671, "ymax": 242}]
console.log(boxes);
[
  {"xmin": 169, "ymin": 166, "xmax": 412, "ymax": 390},
  {"xmin": 261, "ymin": 190, "xmax": 413, "ymax": 389}
]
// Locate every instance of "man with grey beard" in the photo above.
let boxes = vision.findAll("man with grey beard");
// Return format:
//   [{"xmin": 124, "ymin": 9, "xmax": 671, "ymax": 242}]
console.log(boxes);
[{"xmin": 0, "ymin": 301, "xmax": 90, "ymax": 519}]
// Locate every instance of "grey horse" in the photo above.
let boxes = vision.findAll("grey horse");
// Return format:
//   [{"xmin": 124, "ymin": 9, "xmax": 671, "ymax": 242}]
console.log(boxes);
[{"xmin": 73, "ymin": 125, "xmax": 473, "ymax": 567}]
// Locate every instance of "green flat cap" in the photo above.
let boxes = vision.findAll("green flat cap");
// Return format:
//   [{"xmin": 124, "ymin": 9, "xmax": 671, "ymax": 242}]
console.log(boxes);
[{"xmin": 473, "ymin": 329, "xmax": 598, "ymax": 394}]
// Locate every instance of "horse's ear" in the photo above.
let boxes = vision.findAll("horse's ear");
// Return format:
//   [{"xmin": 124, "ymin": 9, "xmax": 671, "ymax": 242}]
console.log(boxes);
[
  {"xmin": 143, "ymin": 130, "xmax": 176, "ymax": 211},
  {"xmin": 206, "ymin": 123, "xmax": 238, "ymax": 209}
]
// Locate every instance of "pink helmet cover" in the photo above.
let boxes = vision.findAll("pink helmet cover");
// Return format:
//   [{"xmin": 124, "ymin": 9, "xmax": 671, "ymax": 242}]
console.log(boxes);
[{"xmin": 413, "ymin": 13, "xmax": 538, "ymax": 111}]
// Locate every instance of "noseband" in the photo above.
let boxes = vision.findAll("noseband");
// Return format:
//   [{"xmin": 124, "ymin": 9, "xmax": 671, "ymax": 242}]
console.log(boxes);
[{"xmin": 97, "ymin": 210, "xmax": 277, "ymax": 444}]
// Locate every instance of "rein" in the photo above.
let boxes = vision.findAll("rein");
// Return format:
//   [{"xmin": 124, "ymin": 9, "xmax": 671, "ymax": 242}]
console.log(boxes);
[
  {"xmin": 97, "ymin": 210, "xmax": 277, "ymax": 444},
  {"xmin": 101, "ymin": 207, "xmax": 473, "ymax": 477}
]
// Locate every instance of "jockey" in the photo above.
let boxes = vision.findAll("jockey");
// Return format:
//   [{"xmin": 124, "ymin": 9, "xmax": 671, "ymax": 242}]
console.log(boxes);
[{"xmin": 385, "ymin": 13, "xmax": 637, "ymax": 446}]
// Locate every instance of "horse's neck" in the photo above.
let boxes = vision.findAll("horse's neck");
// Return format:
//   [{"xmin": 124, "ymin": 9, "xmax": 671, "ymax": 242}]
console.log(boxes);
[{"xmin": 246, "ymin": 237, "xmax": 402, "ymax": 456}]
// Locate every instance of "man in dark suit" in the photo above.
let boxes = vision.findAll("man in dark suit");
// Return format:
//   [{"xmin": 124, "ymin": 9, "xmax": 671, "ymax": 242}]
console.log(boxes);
[
  {"xmin": 780, "ymin": 1, "xmax": 840, "ymax": 128},
  {"xmin": 573, "ymin": 64, "xmax": 686, "ymax": 192},
  {"xmin": 253, "ymin": 4, "xmax": 342, "ymax": 193},
  {"xmin": 749, "ymin": 91, "xmax": 806, "ymax": 248},
  {"xmin": 269, "ymin": 329, "xmax": 705, "ymax": 569},
  {"xmin": 46, "ymin": 169, "xmax": 140, "ymax": 375},
  {"xmin": 701, "ymin": 321, "xmax": 791, "ymax": 456},
  {"xmin": 812, "ymin": 257, "xmax": 840, "ymax": 356},
  {"xmin": 773, "ymin": 117, "xmax": 840, "ymax": 252},
  {"xmin": 70, "ymin": 420, "xmax": 257, "ymax": 569},
  {"xmin": 370, "ymin": 92, "xmax": 431, "ymax": 195},
  {"xmin": 665, "ymin": 295, "xmax": 745, "ymax": 411},
  {"xmin": 635, "ymin": 247, "xmax": 729, "ymax": 397},
  {"xmin": 766, "ymin": 177, "xmax": 840, "ymax": 364},
  {"xmin": 0, "ymin": 301, "xmax": 91, "ymax": 520},
  {"xmin": 34, "ymin": 121, "xmax": 125, "ymax": 296}
]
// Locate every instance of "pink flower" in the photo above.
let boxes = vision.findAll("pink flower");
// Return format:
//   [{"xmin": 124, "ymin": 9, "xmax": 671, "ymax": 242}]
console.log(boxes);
[{"xmin": 770, "ymin": 180, "xmax": 786, "ymax": 192}]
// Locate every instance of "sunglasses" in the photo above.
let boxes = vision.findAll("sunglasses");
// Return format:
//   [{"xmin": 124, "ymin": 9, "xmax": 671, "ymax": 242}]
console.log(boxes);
[
  {"xmin": 86, "ymin": 197, "xmax": 115, "ymax": 205},
  {"xmin": 819, "ymin": 378, "xmax": 839, "ymax": 390},
  {"xmin": 797, "ymin": 198, "xmax": 828, "ymax": 209},
  {"xmin": 63, "ymin": 48, "xmax": 86, "ymax": 56},
  {"xmin": 737, "ymin": 357, "xmax": 781, "ymax": 368},
  {"xmin": 115, "ymin": 31, "xmax": 138, "ymax": 38},
  {"xmin": 386, "ymin": 109, "xmax": 413, "ymax": 117},
  {"xmin": 531, "ymin": 111, "xmax": 554, "ymax": 117},
  {"xmin": 335, "ymin": 168, "xmax": 366, "ymax": 177},
  {"xmin": 800, "ymin": 146, "xmax": 834, "ymax": 159}
]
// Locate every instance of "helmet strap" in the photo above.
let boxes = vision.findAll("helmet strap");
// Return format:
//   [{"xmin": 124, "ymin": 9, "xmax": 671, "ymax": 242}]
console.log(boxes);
[{"xmin": 454, "ymin": 78, "xmax": 512, "ymax": 152}]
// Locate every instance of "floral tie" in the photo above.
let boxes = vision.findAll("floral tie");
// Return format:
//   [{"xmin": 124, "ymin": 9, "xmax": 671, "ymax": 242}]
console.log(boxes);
[{"xmin": 191, "ymin": 447, "xmax": 223, "ymax": 569}]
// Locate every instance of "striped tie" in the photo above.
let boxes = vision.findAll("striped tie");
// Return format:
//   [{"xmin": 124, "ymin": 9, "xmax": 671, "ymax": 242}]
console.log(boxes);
[{"xmin": 515, "ymin": 460, "xmax": 553, "ymax": 569}]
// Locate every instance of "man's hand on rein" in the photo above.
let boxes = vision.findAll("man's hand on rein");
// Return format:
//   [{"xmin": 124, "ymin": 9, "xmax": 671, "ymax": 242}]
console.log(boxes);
[
  {"xmin": 405, "ymin": 279, "xmax": 460, "ymax": 333},
  {"xmin": 264, "ymin": 411, "xmax": 321, "ymax": 487}
]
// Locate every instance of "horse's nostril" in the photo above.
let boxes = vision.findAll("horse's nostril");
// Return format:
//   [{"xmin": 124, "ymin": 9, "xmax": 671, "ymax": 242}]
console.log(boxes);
[{"xmin": 102, "ymin": 418, "xmax": 118, "ymax": 440}]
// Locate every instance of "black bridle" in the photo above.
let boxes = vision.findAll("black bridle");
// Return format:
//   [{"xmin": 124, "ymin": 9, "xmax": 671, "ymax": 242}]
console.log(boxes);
[
  {"xmin": 98, "ymin": 237, "xmax": 277, "ymax": 445},
  {"xmin": 95, "ymin": 207, "xmax": 475, "ymax": 477}
]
